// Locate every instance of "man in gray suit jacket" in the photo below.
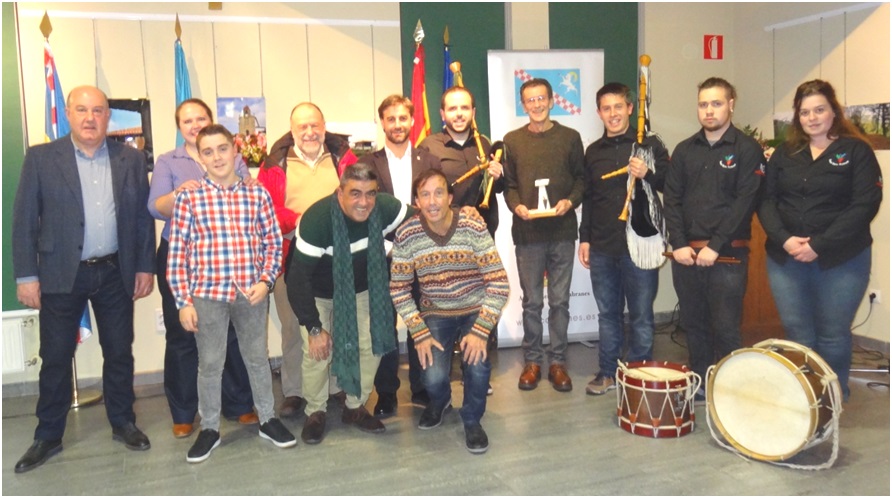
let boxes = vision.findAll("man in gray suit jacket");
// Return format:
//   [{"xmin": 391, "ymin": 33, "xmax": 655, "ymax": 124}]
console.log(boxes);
[
  {"xmin": 12, "ymin": 86, "xmax": 156, "ymax": 473},
  {"xmin": 358, "ymin": 95, "xmax": 440, "ymax": 418}
]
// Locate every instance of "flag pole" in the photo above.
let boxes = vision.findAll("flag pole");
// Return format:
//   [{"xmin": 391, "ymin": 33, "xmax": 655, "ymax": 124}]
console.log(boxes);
[{"xmin": 71, "ymin": 307, "xmax": 102, "ymax": 409}]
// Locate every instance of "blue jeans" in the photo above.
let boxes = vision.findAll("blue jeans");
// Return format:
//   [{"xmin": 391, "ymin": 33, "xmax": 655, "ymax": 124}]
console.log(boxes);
[
  {"xmin": 515, "ymin": 240, "xmax": 575, "ymax": 365},
  {"xmin": 36, "ymin": 257, "xmax": 136, "ymax": 441},
  {"xmin": 422, "ymin": 314, "xmax": 491, "ymax": 426},
  {"xmin": 671, "ymin": 254, "xmax": 748, "ymax": 379},
  {"xmin": 192, "ymin": 294, "xmax": 276, "ymax": 431},
  {"xmin": 589, "ymin": 250, "xmax": 658, "ymax": 376},
  {"xmin": 767, "ymin": 248, "xmax": 871, "ymax": 400}
]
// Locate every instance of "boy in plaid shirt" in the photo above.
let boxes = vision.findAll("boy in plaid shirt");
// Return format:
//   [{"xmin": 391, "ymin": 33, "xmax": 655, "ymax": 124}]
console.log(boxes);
[{"xmin": 167, "ymin": 124, "xmax": 295, "ymax": 463}]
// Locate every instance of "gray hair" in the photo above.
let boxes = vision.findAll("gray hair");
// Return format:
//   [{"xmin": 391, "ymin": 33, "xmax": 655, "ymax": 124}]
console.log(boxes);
[{"xmin": 339, "ymin": 162, "xmax": 379, "ymax": 187}]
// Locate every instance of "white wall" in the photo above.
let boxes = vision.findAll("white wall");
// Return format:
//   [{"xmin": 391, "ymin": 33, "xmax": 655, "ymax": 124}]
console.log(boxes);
[{"xmin": 11, "ymin": 2, "xmax": 402, "ymax": 382}]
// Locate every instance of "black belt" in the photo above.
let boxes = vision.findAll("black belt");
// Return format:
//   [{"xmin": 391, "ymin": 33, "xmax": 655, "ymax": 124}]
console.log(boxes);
[{"xmin": 81, "ymin": 253, "xmax": 118, "ymax": 266}]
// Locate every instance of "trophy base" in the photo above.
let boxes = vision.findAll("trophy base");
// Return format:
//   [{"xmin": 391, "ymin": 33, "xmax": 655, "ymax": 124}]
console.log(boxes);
[{"xmin": 528, "ymin": 208, "xmax": 558, "ymax": 219}]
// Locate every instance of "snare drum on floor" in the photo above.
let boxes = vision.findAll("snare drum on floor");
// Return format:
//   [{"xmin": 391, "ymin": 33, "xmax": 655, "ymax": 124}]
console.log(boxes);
[
  {"xmin": 706, "ymin": 339, "xmax": 842, "ymax": 470},
  {"xmin": 615, "ymin": 361, "xmax": 701, "ymax": 438}
]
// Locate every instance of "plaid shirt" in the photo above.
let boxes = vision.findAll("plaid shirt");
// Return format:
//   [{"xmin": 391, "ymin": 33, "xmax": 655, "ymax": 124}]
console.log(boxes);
[{"xmin": 167, "ymin": 177, "xmax": 283, "ymax": 309}]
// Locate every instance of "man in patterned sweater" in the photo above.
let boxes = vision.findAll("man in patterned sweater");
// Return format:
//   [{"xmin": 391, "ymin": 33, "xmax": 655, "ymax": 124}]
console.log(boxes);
[{"xmin": 390, "ymin": 169, "xmax": 509, "ymax": 454}]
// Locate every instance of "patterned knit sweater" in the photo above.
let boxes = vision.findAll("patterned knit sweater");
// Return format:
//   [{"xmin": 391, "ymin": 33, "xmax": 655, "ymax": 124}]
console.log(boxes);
[{"xmin": 390, "ymin": 207, "xmax": 510, "ymax": 343}]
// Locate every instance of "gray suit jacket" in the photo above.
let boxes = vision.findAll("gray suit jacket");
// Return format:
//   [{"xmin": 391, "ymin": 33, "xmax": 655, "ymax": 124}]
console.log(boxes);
[
  {"xmin": 12, "ymin": 136, "xmax": 156, "ymax": 297},
  {"xmin": 357, "ymin": 146, "xmax": 441, "ymax": 199}
]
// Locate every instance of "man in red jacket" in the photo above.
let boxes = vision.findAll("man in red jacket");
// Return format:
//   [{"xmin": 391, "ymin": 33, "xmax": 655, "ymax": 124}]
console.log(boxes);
[{"xmin": 258, "ymin": 102, "xmax": 357, "ymax": 418}]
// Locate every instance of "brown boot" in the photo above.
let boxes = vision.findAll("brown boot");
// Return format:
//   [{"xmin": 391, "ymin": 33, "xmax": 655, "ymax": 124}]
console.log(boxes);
[{"xmin": 342, "ymin": 406, "xmax": 385, "ymax": 434}]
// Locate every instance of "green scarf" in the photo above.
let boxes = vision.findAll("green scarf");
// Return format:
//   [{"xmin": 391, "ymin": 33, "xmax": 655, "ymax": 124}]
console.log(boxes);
[{"xmin": 330, "ymin": 194, "xmax": 396, "ymax": 397}]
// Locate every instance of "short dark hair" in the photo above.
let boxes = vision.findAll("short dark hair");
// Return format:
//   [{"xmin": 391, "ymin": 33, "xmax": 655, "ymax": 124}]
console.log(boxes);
[
  {"xmin": 440, "ymin": 86, "xmax": 475, "ymax": 110},
  {"xmin": 339, "ymin": 162, "xmax": 379, "ymax": 187},
  {"xmin": 698, "ymin": 77, "xmax": 737, "ymax": 102},
  {"xmin": 596, "ymin": 83, "xmax": 633, "ymax": 108},
  {"xmin": 377, "ymin": 95, "xmax": 414, "ymax": 119},
  {"xmin": 175, "ymin": 98, "xmax": 214, "ymax": 127},
  {"xmin": 412, "ymin": 168, "xmax": 451, "ymax": 198},
  {"xmin": 196, "ymin": 123, "xmax": 233, "ymax": 149},
  {"xmin": 519, "ymin": 78, "xmax": 552, "ymax": 102}
]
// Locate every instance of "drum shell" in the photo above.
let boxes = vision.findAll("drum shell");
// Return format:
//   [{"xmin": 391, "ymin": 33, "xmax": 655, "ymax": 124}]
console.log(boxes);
[{"xmin": 616, "ymin": 361, "xmax": 697, "ymax": 438}]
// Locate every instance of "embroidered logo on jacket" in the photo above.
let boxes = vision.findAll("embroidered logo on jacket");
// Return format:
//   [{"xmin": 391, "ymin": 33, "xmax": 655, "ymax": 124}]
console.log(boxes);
[
  {"xmin": 755, "ymin": 162, "xmax": 766, "ymax": 176},
  {"xmin": 719, "ymin": 155, "xmax": 737, "ymax": 169},
  {"xmin": 829, "ymin": 153, "xmax": 850, "ymax": 167}
]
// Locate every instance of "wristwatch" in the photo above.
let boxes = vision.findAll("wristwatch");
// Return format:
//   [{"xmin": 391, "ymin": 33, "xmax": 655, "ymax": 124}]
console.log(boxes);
[
  {"xmin": 263, "ymin": 279, "xmax": 274, "ymax": 292},
  {"xmin": 308, "ymin": 326, "xmax": 322, "ymax": 337}
]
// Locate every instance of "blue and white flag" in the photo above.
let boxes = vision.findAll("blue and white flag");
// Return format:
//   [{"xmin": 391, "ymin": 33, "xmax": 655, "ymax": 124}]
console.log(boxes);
[{"xmin": 174, "ymin": 39, "xmax": 192, "ymax": 147}]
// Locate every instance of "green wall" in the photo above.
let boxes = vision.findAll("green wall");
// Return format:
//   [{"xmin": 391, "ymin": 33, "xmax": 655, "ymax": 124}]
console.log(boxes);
[
  {"xmin": 549, "ymin": 2, "xmax": 638, "ymax": 88},
  {"xmin": 399, "ymin": 2, "xmax": 506, "ymax": 138},
  {"xmin": 3, "ymin": 3, "xmax": 26, "ymax": 312},
  {"xmin": 400, "ymin": 3, "xmax": 639, "ymax": 138}
]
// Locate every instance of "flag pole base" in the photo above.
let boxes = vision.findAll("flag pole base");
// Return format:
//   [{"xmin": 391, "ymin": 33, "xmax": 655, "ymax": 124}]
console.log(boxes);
[{"xmin": 71, "ymin": 356, "xmax": 103, "ymax": 409}]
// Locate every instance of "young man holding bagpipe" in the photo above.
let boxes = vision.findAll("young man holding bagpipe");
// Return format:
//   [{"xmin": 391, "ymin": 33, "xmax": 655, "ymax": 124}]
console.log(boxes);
[{"xmin": 578, "ymin": 82, "xmax": 671, "ymax": 395}]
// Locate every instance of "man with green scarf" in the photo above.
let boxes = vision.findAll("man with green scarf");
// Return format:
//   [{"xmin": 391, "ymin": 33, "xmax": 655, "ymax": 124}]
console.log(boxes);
[{"xmin": 286, "ymin": 163, "xmax": 411, "ymax": 445}]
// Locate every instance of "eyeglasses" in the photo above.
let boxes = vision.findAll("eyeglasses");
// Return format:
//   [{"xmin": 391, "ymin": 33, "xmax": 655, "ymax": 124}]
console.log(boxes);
[{"xmin": 523, "ymin": 95, "xmax": 549, "ymax": 105}]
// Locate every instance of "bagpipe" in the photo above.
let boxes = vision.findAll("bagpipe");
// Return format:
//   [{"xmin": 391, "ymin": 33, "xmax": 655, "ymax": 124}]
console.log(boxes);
[
  {"xmin": 447, "ymin": 61, "xmax": 504, "ymax": 210},
  {"xmin": 602, "ymin": 55, "xmax": 667, "ymax": 270}
]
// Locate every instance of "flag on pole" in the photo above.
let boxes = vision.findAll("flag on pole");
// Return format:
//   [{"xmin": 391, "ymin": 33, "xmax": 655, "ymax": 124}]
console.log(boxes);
[
  {"xmin": 442, "ymin": 26, "xmax": 453, "ymax": 92},
  {"xmin": 44, "ymin": 41, "xmax": 70, "ymax": 142},
  {"xmin": 78, "ymin": 306, "xmax": 93, "ymax": 344},
  {"xmin": 174, "ymin": 38, "xmax": 192, "ymax": 147},
  {"xmin": 410, "ymin": 21, "xmax": 431, "ymax": 147}
]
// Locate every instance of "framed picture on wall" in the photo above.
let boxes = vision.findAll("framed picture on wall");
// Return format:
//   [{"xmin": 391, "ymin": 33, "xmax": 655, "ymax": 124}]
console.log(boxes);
[
  {"xmin": 218, "ymin": 97, "xmax": 267, "ymax": 167},
  {"xmin": 108, "ymin": 98, "xmax": 154, "ymax": 170}
]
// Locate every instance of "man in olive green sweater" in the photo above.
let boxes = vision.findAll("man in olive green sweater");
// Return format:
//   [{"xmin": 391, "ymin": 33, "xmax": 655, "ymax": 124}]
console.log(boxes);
[{"xmin": 503, "ymin": 78, "xmax": 585, "ymax": 393}]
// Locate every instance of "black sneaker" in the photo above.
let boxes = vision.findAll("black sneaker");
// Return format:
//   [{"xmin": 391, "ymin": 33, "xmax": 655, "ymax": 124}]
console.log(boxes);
[
  {"xmin": 417, "ymin": 403, "xmax": 452, "ymax": 430},
  {"xmin": 464, "ymin": 423, "xmax": 489, "ymax": 454},
  {"xmin": 259, "ymin": 418, "xmax": 297, "ymax": 448},
  {"xmin": 186, "ymin": 429, "xmax": 220, "ymax": 463},
  {"xmin": 411, "ymin": 389, "xmax": 431, "ymax": 407}
]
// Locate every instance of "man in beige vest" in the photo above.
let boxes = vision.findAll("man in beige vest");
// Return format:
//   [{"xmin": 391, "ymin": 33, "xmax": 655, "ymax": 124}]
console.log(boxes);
[{"xmin": 258, "ymin": 103, "xmax": 358, "ymax": 418}]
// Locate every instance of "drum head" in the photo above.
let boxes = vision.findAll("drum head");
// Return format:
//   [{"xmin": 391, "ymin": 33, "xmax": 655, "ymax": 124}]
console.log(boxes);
[
  {"xmin": 625, "ymin": 366, "xmax": 688, "ymax": 382},
  {"xmin": 708, "ymin": 350, "xmax": 818, "ymax": 460}
]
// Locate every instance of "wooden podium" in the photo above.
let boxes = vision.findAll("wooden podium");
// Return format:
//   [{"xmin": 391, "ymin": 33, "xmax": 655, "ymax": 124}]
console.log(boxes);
[{"xmin": 740, "ymin": 216, "xmax": 785, "ymax": 346}]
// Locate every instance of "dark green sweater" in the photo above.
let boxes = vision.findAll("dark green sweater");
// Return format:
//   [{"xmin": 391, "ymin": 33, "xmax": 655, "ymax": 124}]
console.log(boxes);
[{"xmin": 503, "ymin": 121, "xmax": 585, "ymax": 245}]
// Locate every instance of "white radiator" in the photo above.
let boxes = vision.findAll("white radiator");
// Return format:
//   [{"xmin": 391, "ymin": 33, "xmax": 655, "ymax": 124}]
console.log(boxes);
[
  {"xmin": 2, "ymin": 313, "xmax": 41, "ymax": 384},
  {"xmin": 2, "ymin": 319, "xmax": 25, "ymax": 373}
]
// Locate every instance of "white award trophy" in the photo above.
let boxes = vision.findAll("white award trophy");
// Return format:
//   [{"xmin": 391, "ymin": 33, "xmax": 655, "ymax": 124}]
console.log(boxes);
[{"xmin": 528, "ymin": 178, "xmax": 558, "ymax": 218}]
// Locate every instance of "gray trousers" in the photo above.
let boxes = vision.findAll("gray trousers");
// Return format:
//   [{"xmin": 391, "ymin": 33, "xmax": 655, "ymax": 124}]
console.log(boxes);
[{"xmin": 193, "ymin": 294, "xmax": 275, "ymax": 431}]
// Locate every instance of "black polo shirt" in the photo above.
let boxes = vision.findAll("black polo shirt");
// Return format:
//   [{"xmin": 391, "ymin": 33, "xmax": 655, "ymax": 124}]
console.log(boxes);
[
  {"xmin": 758, "ymin": 136, "xmax": 882, "ymax": 269},
  {"xmin": 664, "ymin": 124, "xmax": 764, "ymax": 255},
  {"xmin": 579, "ymin": 127, "xmax": 670, "ymax": 256}
]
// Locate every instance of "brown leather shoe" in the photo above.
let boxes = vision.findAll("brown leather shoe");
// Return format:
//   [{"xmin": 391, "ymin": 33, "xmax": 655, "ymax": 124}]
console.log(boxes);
[
  {"xmin": 279, "ymin": 396, "xmax": 306, "ymax": 418},
  {"xmin": 238, "ymin": 411, "xmax": 259, "ymax": 425},
  {"xmin": 173, "ymin": 423, "xmax": 195, "ymax": 438},
  {"xmin": 342, "ymin": 406, "xmax": 385, "ymax": 434},
  {"xmin": 301, "ymin": 411, "xmax": 327, "ymax": 445},
  {"xmin": 518, "ymin": 363, "xmax": 541, "ymax": 390},
  {"xmin": 548, "ymin": 364, "xmax": 573, "ymax": 392}
]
